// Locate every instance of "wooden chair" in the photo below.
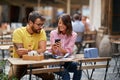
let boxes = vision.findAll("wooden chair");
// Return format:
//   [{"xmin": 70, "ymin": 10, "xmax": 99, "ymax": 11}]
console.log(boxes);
[
  {"xmin": 109, "ymin": 35, "xmax": 120, "ymax": 74},
  {"xmin": 0, "ymin": 34, "xmax": 13, "ymax": 58},
  {"xmin": 0, "ymin": 34, "xmax": 12, "ymax": 44},
  {"xmin": 82, "ymin": 31, "xmax": 97, "ymax": 48},
  {"xmin": 75, "ymin": 32, "xmax": 84, "ymax": 54},
  {"xmin": 77, "ymin": 57, "xmax": 111, "ymax": 80}
]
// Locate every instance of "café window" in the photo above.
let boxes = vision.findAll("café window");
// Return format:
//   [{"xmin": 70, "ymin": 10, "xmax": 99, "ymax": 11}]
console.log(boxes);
[{"xmin": 111, "ymin": 0, "xmax": 120, "ymax": 35}]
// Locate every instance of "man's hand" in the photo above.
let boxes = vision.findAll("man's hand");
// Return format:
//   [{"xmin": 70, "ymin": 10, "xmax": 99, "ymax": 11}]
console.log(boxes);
[{"xmin": 16, "ymin": 48, "xmax": 28, "ymax": 57}]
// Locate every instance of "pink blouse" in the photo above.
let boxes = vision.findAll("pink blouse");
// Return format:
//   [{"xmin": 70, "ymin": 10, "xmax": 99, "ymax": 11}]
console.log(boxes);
[{"xmin": 50, "ymin": 29, "xmax": 77, "ymax": 56}]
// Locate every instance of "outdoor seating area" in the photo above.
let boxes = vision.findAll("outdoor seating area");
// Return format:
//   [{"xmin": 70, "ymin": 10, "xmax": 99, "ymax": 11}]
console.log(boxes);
[
  {"xmin": 0, "ymin": 0, "xmax": 120, "ymax": 80},
  {"xmin": 0, "ymin": 23, "xmax": 119, "ymax": 80},
  {"xmin": 0, "ymin": 29, "xmax": 120, "ymax": 80},
  {"xmin": 0, "ymin": 32, "xmax": 119, "ymax": 80}
]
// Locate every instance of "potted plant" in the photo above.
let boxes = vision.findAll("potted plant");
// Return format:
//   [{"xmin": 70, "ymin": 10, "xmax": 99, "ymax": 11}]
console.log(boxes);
[
  {"xmin": 0, "ymin": 60, "xmax": 18, "ymax": 80},
  {"xmin": 0, "ymin": 60, "xmax": 8, "ymax": 80}
]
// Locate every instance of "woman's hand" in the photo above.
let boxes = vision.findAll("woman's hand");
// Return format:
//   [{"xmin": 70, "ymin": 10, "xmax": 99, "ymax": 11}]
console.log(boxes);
[
  {"xmin": 52, "ymin": 42, "xmax": 67, "ymax": 55},
  {"xmin": 51, "ymin": 41, "xmax": 61, "ymax": 54},
  {"xmin": 52, "ymin": 44, "xmax": 58, "ymax": 50},
  {"xmin": 56, "ymin": 42, "xmax": 67, "ymax": 55},
  {"xmin": 51, "ymin": 44, "xmax": 58, "ymax": 54},
  {"xmin": 56, "ymin": 41, "xmax": 61, "ymax": 48}
]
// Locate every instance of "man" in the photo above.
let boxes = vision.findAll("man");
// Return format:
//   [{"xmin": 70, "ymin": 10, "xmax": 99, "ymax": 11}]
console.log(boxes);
[
  {"xmin": 72, "ymin": 13, "xmax": 85, "ymax": 54},
  {"xmin": 8, "ymin": 11, "xmax": 54, "ymax": 80}
]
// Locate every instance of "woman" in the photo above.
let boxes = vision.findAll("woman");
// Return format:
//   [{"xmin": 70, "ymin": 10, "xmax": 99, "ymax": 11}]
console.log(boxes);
[{"xmin": 50, "ymin": 14, "xmax": 82, "ymax": 80}]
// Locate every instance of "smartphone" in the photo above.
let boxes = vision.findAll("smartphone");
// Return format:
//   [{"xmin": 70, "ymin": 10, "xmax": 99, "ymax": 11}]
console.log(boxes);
[{"xmin": 55, "ymin": 39, "xmax": 61, "ymax": 43}]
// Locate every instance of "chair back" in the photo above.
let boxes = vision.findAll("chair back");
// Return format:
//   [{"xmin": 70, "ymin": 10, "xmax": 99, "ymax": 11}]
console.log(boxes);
[{"xmin": 76, "ymin": 32, "xmax": 84, "ymax": 42}]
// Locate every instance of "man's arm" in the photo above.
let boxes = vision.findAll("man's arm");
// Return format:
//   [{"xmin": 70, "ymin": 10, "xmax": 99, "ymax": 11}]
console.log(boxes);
[
  {"xmin": 14, "ymin": 43, "xmax": 28, "ymax": 57},
  {"xmin": 37, "ymin": 40, "xmax": 46, "ymax": 54}
]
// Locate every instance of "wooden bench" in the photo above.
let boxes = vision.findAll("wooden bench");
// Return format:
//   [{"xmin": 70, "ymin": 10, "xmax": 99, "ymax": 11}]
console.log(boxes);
[
  {"xmin": 27, "ymin": 67, "xmax": 64, "ymax": 74},
  {"xmin": 77, "ymin": 57, "xmax": 111, "ymax": 80},
  {"xmin": 26, "ymin": 61, "xmax": 65, "ymax": 76}
]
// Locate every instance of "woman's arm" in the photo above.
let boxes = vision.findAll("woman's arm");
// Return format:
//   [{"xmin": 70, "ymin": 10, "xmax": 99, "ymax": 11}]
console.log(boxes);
[
  {"xmin": 57, "ymin": 42, "xmax": 67, "ymax": 55},
  {"xmin": 63, "ymin": 32, "xmax": 77, "ymax": 54}
]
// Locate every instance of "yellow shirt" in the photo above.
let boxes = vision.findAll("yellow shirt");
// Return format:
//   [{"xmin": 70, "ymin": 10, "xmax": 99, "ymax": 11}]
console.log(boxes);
[{"xmin": 12, "ymin": 27, "xmax": 47, "ymax": 58}]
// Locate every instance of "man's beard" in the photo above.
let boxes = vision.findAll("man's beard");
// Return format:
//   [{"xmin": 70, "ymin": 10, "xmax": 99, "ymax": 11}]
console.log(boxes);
[{"xmin": 32, "ymin": 26, "xmax": 40, "ymax": 34}]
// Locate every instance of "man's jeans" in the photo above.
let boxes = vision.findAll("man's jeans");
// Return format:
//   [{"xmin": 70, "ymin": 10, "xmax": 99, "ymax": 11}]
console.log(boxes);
[{"xmin": 55, "ymin": 62, "xmax": 82, "ymax": 80}]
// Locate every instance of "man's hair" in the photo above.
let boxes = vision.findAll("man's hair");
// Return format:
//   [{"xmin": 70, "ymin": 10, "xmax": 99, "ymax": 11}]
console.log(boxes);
[
  {"xmin": 28, "ymin": 11, "xmax": 45, "ymax": 23},
  {"xmin": 73, "ymin": 13, "xmax": 80, "ymax": 20}
]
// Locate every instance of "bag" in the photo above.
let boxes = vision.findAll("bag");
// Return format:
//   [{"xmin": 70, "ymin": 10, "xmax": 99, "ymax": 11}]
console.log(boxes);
[{"xmin": 84, "ymin": 48, "xmax": 99, "ymax": 58}]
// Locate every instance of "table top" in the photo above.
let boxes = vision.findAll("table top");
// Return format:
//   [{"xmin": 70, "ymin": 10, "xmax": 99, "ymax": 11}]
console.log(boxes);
[
  {"xmin": 7, "ymin": 58, "xmax": 73, "ymax": 66},
  {"xmin": 0, "ymin": 44, "xmax": 13, "ymax": 50},
  {"xmin": 7, "ymin": 54, "xmax": 112, "ymax": 67},
  {"xmin": 7, "ymin": 54, "xmax": 84, "ymax": 66},
  {"xmin": 111, "ymin": 40, "xmax": 120, "ymax": 44},
  {"xmin": 83, "ymin": 40, "xmax": 96, "ymax": 43},
  {"xmin": 0, "ymin": 34, "xmax": 12, "ymax": 38}
]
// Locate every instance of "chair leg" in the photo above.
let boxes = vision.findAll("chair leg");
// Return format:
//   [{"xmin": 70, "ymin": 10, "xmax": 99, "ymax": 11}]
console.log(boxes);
[
  {"xmin": 75, "ymin": 43, "xmax": 82, "ymax": 54},
  {"xmin": 113, "ymin": 56, "xmax": 119, "ymax": 73}
]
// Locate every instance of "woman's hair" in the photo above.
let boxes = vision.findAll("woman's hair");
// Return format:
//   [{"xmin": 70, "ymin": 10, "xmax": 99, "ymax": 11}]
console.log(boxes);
[
  {"xmin": 58, "ymin": 14, "xmax": 72, "ymax": 36},
  {"xmin": 28, "ymin": 11, "xmax": 45, "ymax": 23}
]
